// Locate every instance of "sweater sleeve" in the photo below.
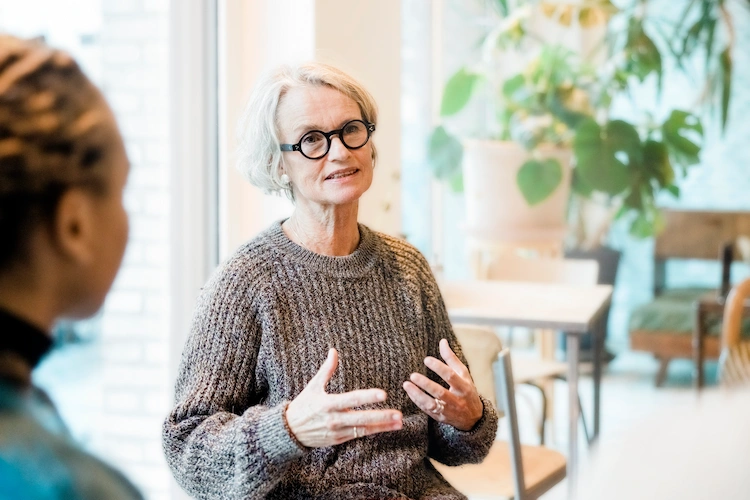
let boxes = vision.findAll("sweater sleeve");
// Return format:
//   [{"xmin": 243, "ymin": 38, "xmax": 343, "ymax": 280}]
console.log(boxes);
[
  {"xmin": 418, "ymin": 259, "xmax": 499, "ymax": 466},
  {"xmin": 162, "ymin": 260, "xmax": 306, "ymax": 499}
]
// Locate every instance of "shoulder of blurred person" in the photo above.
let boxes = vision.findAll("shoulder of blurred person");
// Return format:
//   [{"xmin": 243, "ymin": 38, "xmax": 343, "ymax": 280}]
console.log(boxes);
[
  {"xmin": 577, "ymin": 388, "xmax": 750, "ymax": 500},
  {"xmin": 0, "ymin": 380, "xmax": 143, "ymax": 500}
]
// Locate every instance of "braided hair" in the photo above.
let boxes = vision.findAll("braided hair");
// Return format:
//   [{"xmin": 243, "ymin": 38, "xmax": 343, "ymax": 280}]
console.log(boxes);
[{"xmin": 0, "ymin": 35, "xmax": 114, "ymax": 271}]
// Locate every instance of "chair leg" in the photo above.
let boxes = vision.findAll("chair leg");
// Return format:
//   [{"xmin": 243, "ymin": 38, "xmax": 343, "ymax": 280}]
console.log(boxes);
[
  {"xmin": 551, "ymin": 375, "xmax": 593, "ymax": 446},
  {"xmin": 655, "ymin": 357, "xmax": 670, "ymax": 387},
  {"xmin": 524, "ymin": 378, "xmax": 592, "ymax": 447},
  {"xmin": 578, "ymin": 395, "xmax": 591, "ymax": 445},
  {"xmin": 525, "ymin": 382, "xmax": 547, "ymax": 445}
]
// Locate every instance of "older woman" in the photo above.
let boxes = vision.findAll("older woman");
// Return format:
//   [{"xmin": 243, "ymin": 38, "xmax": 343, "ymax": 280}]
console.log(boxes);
[
  {"xmin": 163, "ymin": 62, "xmax": 497, "ymax": 500},
  {"xmin": 0, "ymin": 35, "xmax": 140, "ymax": 498}
]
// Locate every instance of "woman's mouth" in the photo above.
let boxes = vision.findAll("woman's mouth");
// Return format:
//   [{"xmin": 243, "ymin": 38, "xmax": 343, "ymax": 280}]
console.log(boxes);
[{"xmin": 326, "ymin": 168, "xmax": 359, "ymax": 180}]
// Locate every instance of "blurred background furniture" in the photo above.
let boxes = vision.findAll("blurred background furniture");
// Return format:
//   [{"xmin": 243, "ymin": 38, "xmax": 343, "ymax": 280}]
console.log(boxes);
[
  {"xmin": 628, "ymin": 210, "xmax": 750, "ymax": 386},
  {"xmin": 564, "ymin": 246, "xmax": 621, "ymax": 363},
  {"xmin": 477, "ymin": 254, "xmax": 599, "ymax": 445},
  {"xmin": 439, "ymin": 278, "xmax": 612, "ymax": 496},
  {"xmin": 434, "ymin": 325, "xmax": 566, "ymax": 500},
  {"xmin": 694, "ymin": 289, "xmax": 750, "ymax": 388},
  {"xmin": 718, "ymin": 277, "xmax": 750, "ymax": 387}
]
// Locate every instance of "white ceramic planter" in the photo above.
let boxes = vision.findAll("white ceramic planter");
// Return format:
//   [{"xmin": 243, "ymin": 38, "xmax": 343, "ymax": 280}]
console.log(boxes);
[{"xmin": 462, "ymin": 139, "xmax": 572, "ymax": 243}]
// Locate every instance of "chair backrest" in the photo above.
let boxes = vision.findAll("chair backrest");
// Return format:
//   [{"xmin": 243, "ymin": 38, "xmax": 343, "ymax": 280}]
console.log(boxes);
[
  {"xmin": 450, "ymin": 325, "xmax": 529, "ymax": 500},
  {"xmin": 722, "ymin": 277, "xmax": 750, "ymax": 349},
  {"xmin": 452, "ymin": 325, "xmax": 503, "ymax": 410},
  {"xmin": 654, "ymin": 210, "xmax": 750, "ymax": 294},
  {"xmin": 719, "ymin": 277, "xmax": 750, "ymax": 386},
  {"xmin": 496, "ymin": 347, "xmax": 527, "ymax": 500},
  {"xmin": 483, "ymin": 253, "xmax": 599, "ymax": 287},
  {"xmin": 565, "ymin": 246, "xmax": 621, "ymax": 286}
]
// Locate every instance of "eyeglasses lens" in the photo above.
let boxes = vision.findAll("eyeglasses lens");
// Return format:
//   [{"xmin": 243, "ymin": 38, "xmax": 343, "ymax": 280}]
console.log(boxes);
[{"xmin": 299, "ymin": 120, "xmax": 369, "ymax": 158}]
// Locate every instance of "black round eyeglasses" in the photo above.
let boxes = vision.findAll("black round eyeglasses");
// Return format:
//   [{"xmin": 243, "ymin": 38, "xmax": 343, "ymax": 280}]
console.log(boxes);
[{"xmin": 280, "ymin": 119, "xmax": 376, "ymax": 160}]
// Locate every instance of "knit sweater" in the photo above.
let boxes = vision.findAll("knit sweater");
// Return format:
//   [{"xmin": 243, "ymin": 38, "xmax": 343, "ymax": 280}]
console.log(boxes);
[{"xmin": 162, "ymin": 221, "xmax": 498, "ymax": 500}]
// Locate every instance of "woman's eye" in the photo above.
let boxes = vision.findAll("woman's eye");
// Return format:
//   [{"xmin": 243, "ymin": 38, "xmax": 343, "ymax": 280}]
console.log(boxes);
[
  {"xmin": 303, "ymin": 133, "xmax": 322, "ymax": 144},
  {"xmin": 344, "ymin": 124, "xmax": 361, "ymax": 134}
]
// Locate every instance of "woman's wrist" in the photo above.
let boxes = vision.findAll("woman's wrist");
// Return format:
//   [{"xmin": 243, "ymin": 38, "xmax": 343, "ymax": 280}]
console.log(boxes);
[{"xmin": 282, "ymin": 401, "xmax": 307, "ymax": 450}]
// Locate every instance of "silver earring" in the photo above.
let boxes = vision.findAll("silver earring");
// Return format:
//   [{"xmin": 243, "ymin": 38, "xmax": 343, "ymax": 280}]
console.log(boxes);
[{"xmin": 280, "ymin": 174, "xmax": 290, "ymax": 185}]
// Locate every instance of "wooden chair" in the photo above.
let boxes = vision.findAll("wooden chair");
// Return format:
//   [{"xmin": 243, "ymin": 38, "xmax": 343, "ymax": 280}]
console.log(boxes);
[
  {"xmin": 480, "ymin": 254, "xmax": 599, "ymax": 444},
  {"xmin": 433, "ymin": 325, "xmax": 566, "ymax": 499},
  {"xmin": 718, "ymin": 277, "xmax": 750, "ymax": 386},
  {"xmin": 628, "ymin": 210, "xmax": 750, "ymax": 386}
]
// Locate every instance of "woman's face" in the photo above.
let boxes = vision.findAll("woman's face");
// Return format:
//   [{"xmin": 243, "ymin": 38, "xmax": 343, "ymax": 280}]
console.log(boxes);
[
  {"xmin": 71, "ymin": 108, "xmax": 130, "ymax": 318},
  {"xmin": 276, "ymin": 85, "xmax": 374, "ymax": 210}
]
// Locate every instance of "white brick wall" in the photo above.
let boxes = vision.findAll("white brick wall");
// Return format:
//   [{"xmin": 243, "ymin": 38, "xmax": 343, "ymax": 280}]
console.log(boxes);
[{"xmin": 97, "ymin": 0, "xmax": 171, "ymax": 498}]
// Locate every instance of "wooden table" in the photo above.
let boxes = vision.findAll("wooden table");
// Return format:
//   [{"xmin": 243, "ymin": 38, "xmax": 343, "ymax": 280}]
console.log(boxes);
[
  {"xmin": 693, "ymin": 291, "xmax": 750, "ymax": 388},
  {"xmin": 439, "ymin": 279, "xmax": 613, "ymax": 498}
]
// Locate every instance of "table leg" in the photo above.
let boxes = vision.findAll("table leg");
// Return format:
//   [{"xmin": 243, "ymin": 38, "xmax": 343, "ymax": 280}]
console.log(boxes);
[
  {"xmin": 592, "ymin": 316, "xmax": 602, "ymax": 442},
  {"xmin": 567, "ymin": 334, "xmax": 580, "ymax": 499},
  {"xmin": 693, "ymin": 303, "xmax": 705, "ymax": 390}
]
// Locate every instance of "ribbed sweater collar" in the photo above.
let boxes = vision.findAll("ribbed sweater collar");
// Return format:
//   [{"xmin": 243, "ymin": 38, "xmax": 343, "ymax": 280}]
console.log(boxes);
[{"xmin": 266, "ymin": 219, "xmax": 380, "ymax": 279}]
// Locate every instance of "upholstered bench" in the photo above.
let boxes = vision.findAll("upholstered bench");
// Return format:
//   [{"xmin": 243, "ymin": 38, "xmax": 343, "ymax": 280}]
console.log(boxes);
[
  {"xmin": 630, "ymin": 287, "xmax": 750, "ymax": 386},
  {"xmin": 627, "ymin": 210, "xmax": 750, "ymax": 386}
]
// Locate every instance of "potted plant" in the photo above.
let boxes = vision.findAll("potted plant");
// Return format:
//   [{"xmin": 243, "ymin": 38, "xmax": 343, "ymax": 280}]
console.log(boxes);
[{"xmin": 428, "ymin": 0, "xmax": 740, "ymax": 243}]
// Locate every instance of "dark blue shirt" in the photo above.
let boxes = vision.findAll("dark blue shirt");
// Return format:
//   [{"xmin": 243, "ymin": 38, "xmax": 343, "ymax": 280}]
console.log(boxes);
[{"xmin": 0, "ymin": 309, "xmax": 143, "ymax": 500}]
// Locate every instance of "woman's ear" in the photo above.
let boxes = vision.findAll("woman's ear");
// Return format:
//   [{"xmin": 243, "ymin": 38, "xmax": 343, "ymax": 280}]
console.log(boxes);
[{"xmin": 52, "ymin": 188, "xmax": 97, "ymax": 266}]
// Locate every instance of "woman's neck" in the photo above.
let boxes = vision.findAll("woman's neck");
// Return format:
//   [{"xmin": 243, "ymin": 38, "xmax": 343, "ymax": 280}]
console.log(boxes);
[
  {"xmin": 284, "ymin": 203, "xmax": 360, "ymax": 256},
  {"xmin": 0, "ymin": 267, "xmax": 59, "ymax": 335}
]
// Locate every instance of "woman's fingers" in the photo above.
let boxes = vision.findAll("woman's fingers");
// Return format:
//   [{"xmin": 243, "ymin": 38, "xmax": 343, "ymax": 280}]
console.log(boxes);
[
  {"xmin": 328, "ymin": 388, "xmax": 387, "ymax": 411},
  {"xmin": 308, "ymin": 348, "xmax": 338, "ymax": 391},
  {"xmin": 403, "ymin": 380, "xmax": 443, "ymax": 415},
  {"xmin": 334, "ymin": 409, "xmax": 403, "ymax": 429},
  {"xmin": 424, "ymin": 355, "xmax": 472, "ymax": 394},
  {"xmin": 439, "ymin": 338, "xmax": 469, "ymax": 377},
  {"xmin": 409, "ymin": 372, "xmax": 448, "ymax": 399},
  {"xmin": 423, "ymin": 357, "xmax": 458, "ymax": 385},
  {"xmin": 357, "ymin": 419, "xmax": 404, "ymax": 437}
]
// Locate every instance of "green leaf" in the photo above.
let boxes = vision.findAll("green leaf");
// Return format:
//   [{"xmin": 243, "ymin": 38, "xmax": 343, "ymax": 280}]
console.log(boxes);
[
  {"xmin": 440, "ymin": 68, "xmax": 480, "ymax": 117},
  {"xmin": 630, "ymin": 212, "xmax": 656, "ymax": 238},
  {"xmin": 624, "ymin": 21, "xmax": 662, "ymax": 88},
  {"xmin": 720, "ymin": 47, "xmax": 732, "ymax": 132},
  {"xmin": 574, "ymin": 118, "xmax": 639, "ymax": 196},
  {"xmin": 666, "ymin": 184, "xmax": 681, "ymax": 198},
  {"xmin": 628, "ymin": 207, "xmax": 665, "ymax": 238},
  {"xmin": 427, "ymin": 126, "xmax": 463, "ymax": 181},
  {"xmin": 682, "ymin": 19, "xmax": 703, "ymax": 59},
  {"xmin": 502, "ymin": 74, "xmax": 526, "ymax": 100},
  {"xmin": 662, "ymin": 110, "xmax": 703, "ymax": 168},
  {"xmin": 704, "ymin": 16, "xmax": 717, "ymax": 75},
  {"xmin": 549, "ymin": 87, "xmax": 590, "ymax": 129},
  {"xmin": 623, "ymin": 186, "xmax": 644, "ymax": 210},
  {"xmin": 516, "ymin": 158, "xmax": 563, "ymax": 206},
  {"xmin": 448, "ymin": 170, "xmax": 464, "ymax": 193},
  {"xmin": 642, "ymin": 139, "xmax": 674, "ymax": 188},
  {"xmin": 488, "ymin": 0, "xmax": 509, "ymax": 17},
  {"xmin": 571, "ymin": 168, "xmax": 594, "ymax": 197}
]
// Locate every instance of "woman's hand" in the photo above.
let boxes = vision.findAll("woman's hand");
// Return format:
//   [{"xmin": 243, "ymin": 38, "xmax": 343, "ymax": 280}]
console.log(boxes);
[
  {"xmin": 403, "ymin": 338, "xmax": 483, "ymax": 431},
  {"xmin": 285, "ymin": 348, "xmax": 403, "ymax": 448}
]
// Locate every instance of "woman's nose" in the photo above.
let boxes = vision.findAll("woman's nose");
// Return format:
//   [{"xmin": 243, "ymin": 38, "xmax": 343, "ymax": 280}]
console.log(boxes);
[{"xmin": 327, "ymin": 135, "xmax": 351, "ymax": 160}]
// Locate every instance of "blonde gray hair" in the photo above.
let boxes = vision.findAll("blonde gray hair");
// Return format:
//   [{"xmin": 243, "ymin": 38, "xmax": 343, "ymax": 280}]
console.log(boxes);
[{"xmin": 236, "ymin": 62, "xmax": 378, "ymax": 200}]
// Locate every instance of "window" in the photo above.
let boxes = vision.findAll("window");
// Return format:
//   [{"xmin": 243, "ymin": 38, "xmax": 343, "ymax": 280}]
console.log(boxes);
[{"xmin": 0, "ymin": 2, "xmax": 174, "ymax": 498}]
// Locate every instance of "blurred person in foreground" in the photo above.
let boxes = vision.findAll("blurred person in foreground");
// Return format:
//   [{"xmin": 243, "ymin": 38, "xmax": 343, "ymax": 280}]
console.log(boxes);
[
  {"xmin": 0, "ymin": 35, "xmax": 141, "ymax": 499},
  {"xmin": 162, "ymin": 62, "xmax": 498, "ymax": 500}
]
